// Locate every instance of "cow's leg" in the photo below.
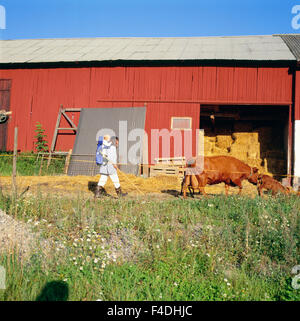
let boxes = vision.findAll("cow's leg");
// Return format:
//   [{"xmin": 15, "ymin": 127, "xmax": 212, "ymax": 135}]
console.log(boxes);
[
  {"xmin": 195, "ymin": 175, "xmax": 207, "ymax": 196},
  {"xmin": 180, "ymin": 180, "xmax": 184, "ymax": 196},
  {"xmin": 238, "ymin": 185, "xmax": 243, "ymax": 195},
  {"xmin": 188, "ymin": 186, "xmax": 194, "ymax": 198},
  {"xmin": 225, "ymin": 184, "xmax": 229, "ymax": 196},
  {"xmin": 183, "ymin": 175, "xmax": 191, "ymax": 199},
  {"xmin": 199, "ymin": 186, "xmax": 207, "ymax": 196},
  {"xmin": 231, "ymin": 178, "xmax": 243, "ymax": 195}
]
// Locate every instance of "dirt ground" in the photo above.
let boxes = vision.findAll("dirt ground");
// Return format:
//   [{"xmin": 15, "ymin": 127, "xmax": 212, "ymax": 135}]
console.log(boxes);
[{"xmin": 0, "ymin": 172, "xmax": 261, "ymax": 199}]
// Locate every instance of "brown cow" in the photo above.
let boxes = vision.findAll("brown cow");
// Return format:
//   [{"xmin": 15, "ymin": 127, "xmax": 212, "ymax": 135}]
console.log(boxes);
[
  {"xmin": 257, "ymin": 174, "xmax": 289, "ymax": 196},
  {"xmin": 182, "ymin": 156, "xmax": 259, "ymax": 198}
]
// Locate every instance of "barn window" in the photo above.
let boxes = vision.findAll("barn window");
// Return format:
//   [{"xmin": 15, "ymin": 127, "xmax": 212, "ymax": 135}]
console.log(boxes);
[{"xmin": 171, "ymin": 117, "xmax": 192, "ymax": 130}]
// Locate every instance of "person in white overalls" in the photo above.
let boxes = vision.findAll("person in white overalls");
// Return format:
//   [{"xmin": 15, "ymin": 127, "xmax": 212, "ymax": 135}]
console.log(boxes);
[{"xmin": 95, "ymin": 135, "xmax": 127, "ymax": 198}]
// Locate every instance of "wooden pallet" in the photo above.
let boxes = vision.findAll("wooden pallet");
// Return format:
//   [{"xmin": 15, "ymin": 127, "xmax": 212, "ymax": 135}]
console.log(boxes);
[
  {"xmin": 150, "ymin": 157, "xmax": 186, "ymax": 177},
  {"xmin": 150, "ymin": 166, "xmax": 179, "ymax": 177},
  {"xmin": 154, "ymin": 156, "xmax": 186, "ymax": 165}
]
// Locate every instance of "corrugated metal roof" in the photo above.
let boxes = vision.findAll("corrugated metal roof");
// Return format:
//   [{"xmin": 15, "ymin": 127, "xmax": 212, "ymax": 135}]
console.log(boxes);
[
  {"xmin": 277, "ymin": 34, "xmax": 300, "ymax": 61},
  {"xmin": 0, "ymin": 35, "xmax": 296, "ymax": 64}
]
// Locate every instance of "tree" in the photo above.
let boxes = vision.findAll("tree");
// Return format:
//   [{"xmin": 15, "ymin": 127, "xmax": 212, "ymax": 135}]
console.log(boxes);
[{"xmin": 34, "ymin": 122, "xmax": 49, "ymax": 153}]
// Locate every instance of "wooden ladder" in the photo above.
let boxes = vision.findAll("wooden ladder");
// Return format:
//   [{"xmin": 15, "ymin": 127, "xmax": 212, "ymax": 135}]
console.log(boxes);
[{"xmin": 47, "ymin": 105, "xmax": 81, "ymax": 168}]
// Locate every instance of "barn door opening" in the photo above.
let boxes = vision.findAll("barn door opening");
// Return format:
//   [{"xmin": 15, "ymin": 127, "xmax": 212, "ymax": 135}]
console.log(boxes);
[
  {"xmin": 0, "ymin": 79, "xmax": 11, "ymax": 151},
  {"xmin": 200, "ymin": 104, "xmax": 289, "ymax": 181}
]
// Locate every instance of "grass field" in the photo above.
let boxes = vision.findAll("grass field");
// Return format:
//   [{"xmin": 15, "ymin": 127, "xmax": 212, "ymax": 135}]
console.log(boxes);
[
  {"xmin": 0, "ymin": 152, "xmax": 65, "ymax": 176},
  {"xmin": 0, "ymin": 190, "xmax": 299, "ymax": 301}
]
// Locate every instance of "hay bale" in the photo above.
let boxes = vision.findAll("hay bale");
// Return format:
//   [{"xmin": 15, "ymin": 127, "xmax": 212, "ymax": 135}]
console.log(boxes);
[
  {"xmin": 247, "ymin": 142, "xmax": 260, "ymax": 159},
  {"xmin": 204, "ymin": 136, "xmax": 216, "ymax": 143},
  {"xmin": 229, "ymin": 143, "xmax": 248, "ymax": 161},
  {"xmin": 247, "ymin": 158, "xmax": 263, "ymax": 168},
  {"xmin": 215, "ymin": 135, "xmax": 233, "ymax": 149},
  {"xmin": 204, "ymin": 141, "xmax": 214, "ymax": 155},
  {"xmin": 213, "ymin": 146, "xmax": 230, "ymax": 156},
  {"xmin": 232, "ymin": 132, "xmax": 259, "ymax": 145}
]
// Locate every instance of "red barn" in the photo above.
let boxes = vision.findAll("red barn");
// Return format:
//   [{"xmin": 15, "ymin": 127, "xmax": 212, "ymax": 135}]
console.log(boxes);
[{"xmin": 0, "ymin": 35, "xmax": 300, "ymax": 188}]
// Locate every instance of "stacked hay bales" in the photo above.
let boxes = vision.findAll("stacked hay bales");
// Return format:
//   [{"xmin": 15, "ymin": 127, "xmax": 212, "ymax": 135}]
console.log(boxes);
[{"xmin": 203, "ymin": 122, "xmax": 286, "ymax": 176}]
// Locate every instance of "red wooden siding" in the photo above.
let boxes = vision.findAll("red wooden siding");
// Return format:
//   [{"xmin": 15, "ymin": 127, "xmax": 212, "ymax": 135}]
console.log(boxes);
[
  {"xmin": 0, "ymin": 65, "xmax": 293, "ymax": 156},
  {"xmin": 295, "ymin": 70, "xmax": 300, "ymax": 120}
]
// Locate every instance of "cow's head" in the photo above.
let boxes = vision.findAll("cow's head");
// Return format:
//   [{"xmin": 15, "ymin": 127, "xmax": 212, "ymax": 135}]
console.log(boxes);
[{"xmin": 248, "ymin": 167, "xmax": 259, "ymax": 185}]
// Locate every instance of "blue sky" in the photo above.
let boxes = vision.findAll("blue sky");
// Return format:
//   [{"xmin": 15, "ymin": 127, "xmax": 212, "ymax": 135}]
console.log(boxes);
[{"xmin": 0, "ymin": 0, "xmax": 300, "ymax": 40}]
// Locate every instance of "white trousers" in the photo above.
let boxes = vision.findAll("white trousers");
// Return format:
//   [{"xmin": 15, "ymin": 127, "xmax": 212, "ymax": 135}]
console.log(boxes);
[{"xmin": 98, "ymin": 173, "xmax": 120, "ymax": 189}]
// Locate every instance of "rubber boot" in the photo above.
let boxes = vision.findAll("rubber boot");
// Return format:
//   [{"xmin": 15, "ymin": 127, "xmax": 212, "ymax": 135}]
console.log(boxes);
[
  {"xmin": 95, "ymin": 186, "xmax": 108, "ymax": 198},
  {"xmin": 115, "ymin": 187, "xmax": 127, "ymax": 197}
]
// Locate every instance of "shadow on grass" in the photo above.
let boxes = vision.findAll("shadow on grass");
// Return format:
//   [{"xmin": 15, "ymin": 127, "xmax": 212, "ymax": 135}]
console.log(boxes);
[
  {"xmin": 161, "ymin": 189, "xmax": 181, "ymax": 197},
  {"xmin": 88, "ymin": 181, "xmax": 97, "ymax": 195},
  {"xmin": 161, "ymin": 189, "xmax": 215, "ymax": 199},
  {"xmin": 36, "ymin": 281, "xmax": 69, "ymax": 301}
]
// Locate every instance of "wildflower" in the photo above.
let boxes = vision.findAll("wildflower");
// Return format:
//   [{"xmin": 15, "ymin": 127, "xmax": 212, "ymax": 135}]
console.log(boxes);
[
  {"xmin": 174, "ymin": 282, "xmax": 178, "ymax": 287},
  {"xmin": 94, "ymin": 258, "xmax": 99, "ymax": 264},
  {"xmin": 167, "ymin": 239, "xmax": 172, "ymax": 242},
  {"xmin": 80, "ymin": 266, "xmax": 83, "ymax": 271},
  {"xmin": 206, "ymin": 253, "xmax": 211, "ymax": 257},
  {"xmin": 156, "ymin": 245, "xmax": 160, "ymax": 249}
]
